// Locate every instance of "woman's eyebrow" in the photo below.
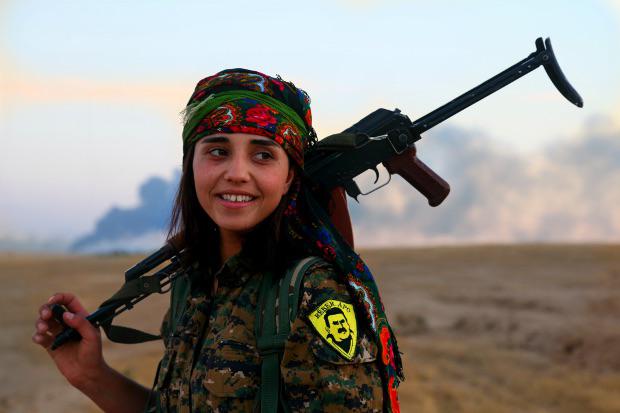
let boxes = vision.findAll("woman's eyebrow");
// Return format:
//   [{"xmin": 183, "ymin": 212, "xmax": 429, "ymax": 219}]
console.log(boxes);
[
  {"xmin": 199, "ymin": 136, "xmax": 229, "ymax": 144},
  {"xmin": 249, "ymin": 139, "xmax": 278, "ymax": 147}
]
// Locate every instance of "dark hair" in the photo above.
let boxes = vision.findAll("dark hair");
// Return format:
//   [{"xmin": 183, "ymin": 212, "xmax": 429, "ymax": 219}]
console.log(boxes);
[
  {"xmin": 167, "ymin": 143, "xmax": 325, "ymax": 275},
  {"xmin": 323, "ymin": 307, "xmax": 346, "ymax": 327}
]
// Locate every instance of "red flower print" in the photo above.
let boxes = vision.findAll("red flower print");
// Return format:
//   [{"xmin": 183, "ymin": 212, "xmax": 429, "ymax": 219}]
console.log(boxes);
[
  {"xmin": 227, "ymin": 125, "xmax": 273, "ymax": 140},
  {"xmin": 388, "ymin": 377, "xmax": 400, "ymax": 413},
  {"xmin": 304, "ymin": 109, "xmax": 312, "ymax": 127},
  {"xmin": 323, "ymin": 245, "xmax": 336, "ymax": 261},
  {"xmin": 355, "ymin": 261, "xmax": 364, "ymax": 272},
  {"xmin": 279, "ymin": 123, "xmax": 300, "ymax": 143},
  {"xmin": 271, "ymin": 77, "xmax": 286, "ymax": 91},
  {"xmin": 193, "ymin": 90, "xmax": 207, "ymax": 101},
  {"xmin": 380, "ymin": 326, "xmax": 391, "ymax": 366},
  {"xmin": 206, "ymin": 104, "xmax": 237, "ymax": 128},
  {"xmin": 246, "ymin": 104, "xmax": 277, "ymax": 127}
]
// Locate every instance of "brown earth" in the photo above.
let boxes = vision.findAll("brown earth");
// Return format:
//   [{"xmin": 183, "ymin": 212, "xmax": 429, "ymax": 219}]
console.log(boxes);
[{"xmin": 2, "ymin": 244, "xmax": 619, "ymax": 412}]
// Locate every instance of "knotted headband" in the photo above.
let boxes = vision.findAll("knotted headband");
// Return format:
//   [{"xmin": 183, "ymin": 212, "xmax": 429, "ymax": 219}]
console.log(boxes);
[
  {"xmin": 181, "ymin": 68, "xmax": 403, "ymax": 412},
  {"xmin": 182, "ymin": 69, "xmax": 315, "ymax": 167}
]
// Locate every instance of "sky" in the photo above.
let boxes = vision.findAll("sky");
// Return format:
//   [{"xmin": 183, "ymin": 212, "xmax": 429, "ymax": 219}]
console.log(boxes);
[{"xmin": 1, "ymin": 0, "xmax": 619, "ymax": 247}]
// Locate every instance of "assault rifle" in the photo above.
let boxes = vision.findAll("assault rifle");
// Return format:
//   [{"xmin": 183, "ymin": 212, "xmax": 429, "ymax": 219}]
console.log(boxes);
[{"xmin": 51, "ymin": 37, "xmax": 582, "ymax": 349}]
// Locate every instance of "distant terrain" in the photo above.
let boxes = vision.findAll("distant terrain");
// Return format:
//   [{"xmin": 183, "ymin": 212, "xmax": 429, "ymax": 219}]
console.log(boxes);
[{"xmin": 2, "ymin": 244, "xmax": 619, "ymax": 413}]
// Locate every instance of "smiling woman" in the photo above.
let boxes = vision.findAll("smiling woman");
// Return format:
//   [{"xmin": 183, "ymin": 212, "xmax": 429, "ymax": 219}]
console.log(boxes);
[{"xmin": 33, "ymin": 68, "xmax": 403, "ymax": 413}]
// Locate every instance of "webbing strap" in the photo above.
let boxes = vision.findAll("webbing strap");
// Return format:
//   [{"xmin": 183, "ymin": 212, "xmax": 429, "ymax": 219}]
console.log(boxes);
[
  {"xmin": 98, "ymin": 275, "xmax": 166, "ymax": 344},
  {"xmin": 102, "ymin": 322, "xmax": 162, "ymax": 344},
  {"xmin": 256, "ymin": 271, "xmax": 281, "ymax": 413},
  {"xmin": 169, "ymin": 274, "xmax": 191, "ymax": 334},
  {"xmin": 256, "ymin": 257, "xmax": 324, "ymax": 413},
  {"xmin": 286, "ymin": 257, "xmax": 323, "ymax": 322},
  {"xmin": 101, "ymin": 271, "xmax": 192, "ymax": 344}
]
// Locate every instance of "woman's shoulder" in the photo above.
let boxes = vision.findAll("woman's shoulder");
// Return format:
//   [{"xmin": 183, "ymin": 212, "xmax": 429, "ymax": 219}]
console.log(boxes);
[
  {"xmin": 300, "ymin": 256, "xmax": 342, "ymax": 288},
  {"xmin": 297, "ymin": 257, "xmax": 351, "ymax": 317}
]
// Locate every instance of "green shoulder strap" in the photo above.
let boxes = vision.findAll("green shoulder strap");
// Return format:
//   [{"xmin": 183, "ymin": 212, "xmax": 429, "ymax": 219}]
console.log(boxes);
[
  {"xmin": 256, "ymin": 256, "xmax": 324, "ymax": 413},
  {"xmin": 147, "ymin": 272, "xmax": 192, "ymax": 413},
  {"xmin": 169, "ymin": 273, "xmax": 191, "ymax": 335}
]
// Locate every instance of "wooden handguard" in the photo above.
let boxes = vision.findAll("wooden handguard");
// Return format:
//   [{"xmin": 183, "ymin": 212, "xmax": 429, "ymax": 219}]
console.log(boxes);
[
  {"xmin": 327, "ymin": 186, "xmax": 355, "ymax": 249},
  {"xmin": 383, "ymin": 146, "xmax": 450, "ymax": 207}
]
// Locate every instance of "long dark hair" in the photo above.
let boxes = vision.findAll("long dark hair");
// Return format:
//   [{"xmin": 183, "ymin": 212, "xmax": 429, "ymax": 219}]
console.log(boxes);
[{"xmin": 167, "ymin": 143, "xmax": 323, "ymax": 274}]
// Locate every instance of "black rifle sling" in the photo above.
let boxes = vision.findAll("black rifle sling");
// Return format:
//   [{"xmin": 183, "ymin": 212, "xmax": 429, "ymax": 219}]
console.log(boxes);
[
  {"xmin": 256, "ymin": 256, "xmax": 324, "ymax": 413},
  {"xmin": 99, "ymin": 274, "xmax": 166, "ymax": 343}
]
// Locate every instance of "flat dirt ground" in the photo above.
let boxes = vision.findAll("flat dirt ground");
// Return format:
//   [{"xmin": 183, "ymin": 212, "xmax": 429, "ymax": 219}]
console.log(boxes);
[{"xmin": 2, "ymin": 244, "xmax": 619, "ymax": 413}]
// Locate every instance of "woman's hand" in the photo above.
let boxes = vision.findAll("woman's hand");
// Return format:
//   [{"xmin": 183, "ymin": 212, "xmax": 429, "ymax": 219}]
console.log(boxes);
[
  {"xmin": 32, "ymin": 292, "xmax": 107, "ymax": 391},
  {"xmin": 32, "ymin": 293, "xmax": 152, "ymax": 412}
]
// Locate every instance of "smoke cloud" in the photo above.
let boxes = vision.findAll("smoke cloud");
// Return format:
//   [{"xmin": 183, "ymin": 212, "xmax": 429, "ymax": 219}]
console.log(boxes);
[
  {"xmin": 71, "ymin": 173, "xmax": 179, "ymax": 252},
  {"xmin": 70, "ymin": 120, "xmax": 620, "ymax": 252},
  {"xmin": 351, "ymin": 119, "xmax": 620, "ymax": 246}
]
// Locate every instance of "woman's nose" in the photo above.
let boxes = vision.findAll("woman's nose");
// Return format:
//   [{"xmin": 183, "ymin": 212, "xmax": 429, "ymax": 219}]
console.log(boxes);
[{"xmin": 224, "ymin": 155, "xmax": 250, "ymax": 182}]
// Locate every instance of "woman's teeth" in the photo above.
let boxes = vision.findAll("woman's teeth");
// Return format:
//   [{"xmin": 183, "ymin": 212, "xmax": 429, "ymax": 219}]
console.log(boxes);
[{"xmin": 220, "ymin": 194, "xmax": 255, "ymax": 202}]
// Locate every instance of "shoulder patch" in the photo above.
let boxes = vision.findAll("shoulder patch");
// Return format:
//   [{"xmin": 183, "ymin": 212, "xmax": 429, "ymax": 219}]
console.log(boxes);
[{"xmin": 308, "ymin": 299, "xmax": 357, "ymax": 360}]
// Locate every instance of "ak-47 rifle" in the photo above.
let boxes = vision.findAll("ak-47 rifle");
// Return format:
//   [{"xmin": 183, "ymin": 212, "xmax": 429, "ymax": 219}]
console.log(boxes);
[{"xmin": 51, "ymin": 37, "xmax": 582, "ymax": 349}]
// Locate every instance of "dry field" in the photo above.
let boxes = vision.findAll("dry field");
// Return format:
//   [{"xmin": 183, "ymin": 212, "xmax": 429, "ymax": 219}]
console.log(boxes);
[{"xmin": 1, "ymin": 244, "xmax": 619, "ymax": 413}]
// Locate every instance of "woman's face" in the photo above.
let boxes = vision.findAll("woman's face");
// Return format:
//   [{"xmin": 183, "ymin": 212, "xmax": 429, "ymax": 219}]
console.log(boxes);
[{"xmin": 193, "ymin": 132, "xmax": 294, "ymax": 240}]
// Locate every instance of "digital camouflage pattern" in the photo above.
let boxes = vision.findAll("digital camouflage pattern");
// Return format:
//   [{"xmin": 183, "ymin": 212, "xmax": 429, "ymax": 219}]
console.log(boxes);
[{"xmin": 145, "ymin": 251, "xmax": 383, "ymax": 412}]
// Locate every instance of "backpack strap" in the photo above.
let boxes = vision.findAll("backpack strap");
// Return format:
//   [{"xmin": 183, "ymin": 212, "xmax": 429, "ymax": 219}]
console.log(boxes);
[
  {"xmin": 256, "ymin": 256, "xmax": 324, "ymax": 413},
  {"xmin": 168, "ymin": 273, "xmax": 191, "ymax": 335}
]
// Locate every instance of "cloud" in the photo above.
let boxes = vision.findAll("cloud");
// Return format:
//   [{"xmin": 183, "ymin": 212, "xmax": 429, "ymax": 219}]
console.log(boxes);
[
  {"xmin": 350, "ymin": 118, "xmax": 620, "ymax": 245},
  {"xmin": 59, "ymin": 116, "xmax": 620, "ymax": 253},
  {"xmin": 70, "ymin": 173, "xmax": 179, "ymax": 252},
  {"xmin": 1, "ymin": 69, "xmax": 188, "ymax": 116}
]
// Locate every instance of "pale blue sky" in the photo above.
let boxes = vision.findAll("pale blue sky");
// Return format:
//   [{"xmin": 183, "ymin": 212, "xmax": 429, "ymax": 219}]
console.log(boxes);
[{"xmin": 1, "ymin": 0, "xmax": 619, "ymax": 241}]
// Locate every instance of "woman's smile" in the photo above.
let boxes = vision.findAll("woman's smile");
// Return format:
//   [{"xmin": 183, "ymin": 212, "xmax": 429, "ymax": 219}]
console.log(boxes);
[
  {"xmin": 217, "ymin": 189, "xmax": 257, "ymax": 202},
  {"xmin": 216, "ymin": 192, "xmax": 258, "ymax": 209}
]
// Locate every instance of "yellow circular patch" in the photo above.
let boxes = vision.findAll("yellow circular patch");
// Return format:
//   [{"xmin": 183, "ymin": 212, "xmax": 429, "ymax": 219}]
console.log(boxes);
[{"xmin": 308, "ymin": 299, "xmax": 357, "ymax": 360}]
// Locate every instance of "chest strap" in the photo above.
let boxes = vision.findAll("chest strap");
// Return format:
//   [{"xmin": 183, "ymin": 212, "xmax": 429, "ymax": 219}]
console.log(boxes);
[{"xmin": 255, "ymin": 256, "xmax": 324, "ymax": 413}]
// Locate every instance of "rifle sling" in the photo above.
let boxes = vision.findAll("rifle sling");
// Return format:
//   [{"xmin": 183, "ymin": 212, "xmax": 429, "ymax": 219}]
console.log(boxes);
[{"xmin": 98, "ymin": 275, "xmax": 166, "ymax": 344}]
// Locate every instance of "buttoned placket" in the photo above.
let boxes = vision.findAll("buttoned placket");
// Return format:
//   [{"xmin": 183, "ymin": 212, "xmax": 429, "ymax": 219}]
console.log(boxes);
[
  {"xmin": 185, "ymin": 260, "xmax": 232, "ymax": 411},
  {"xmin": 169, "ymin": 252, "xmax": 257, "ymax": 411}
]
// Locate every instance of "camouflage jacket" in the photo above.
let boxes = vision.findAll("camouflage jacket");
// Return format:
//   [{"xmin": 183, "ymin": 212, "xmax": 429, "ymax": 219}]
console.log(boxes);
[{"xmin": 144, "ymin": 251, "xmax": 383, "ymax": 412}]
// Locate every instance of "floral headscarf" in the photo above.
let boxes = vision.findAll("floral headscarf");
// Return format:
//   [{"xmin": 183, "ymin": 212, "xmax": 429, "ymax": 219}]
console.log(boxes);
[{"xmin": 182, "ymin": 68, "xmax": 403, "ymax": 413}]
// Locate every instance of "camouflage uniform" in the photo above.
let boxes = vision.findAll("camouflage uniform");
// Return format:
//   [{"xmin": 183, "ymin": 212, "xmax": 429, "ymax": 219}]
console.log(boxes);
[{"xmin": 145, "ymin": 251, "xmax": 383, "ymax": 412}]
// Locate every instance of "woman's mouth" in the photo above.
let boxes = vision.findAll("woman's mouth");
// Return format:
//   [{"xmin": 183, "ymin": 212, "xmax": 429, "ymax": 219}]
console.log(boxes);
[{"xmin": 217, "ymin": 193, "xmax": 257, "ymax": 208}]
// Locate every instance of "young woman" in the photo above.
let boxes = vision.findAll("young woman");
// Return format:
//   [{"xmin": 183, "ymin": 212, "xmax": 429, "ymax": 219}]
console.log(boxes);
[{"xmin": 33, "ymin": 69, "xmax": 403, "ymax": 412}]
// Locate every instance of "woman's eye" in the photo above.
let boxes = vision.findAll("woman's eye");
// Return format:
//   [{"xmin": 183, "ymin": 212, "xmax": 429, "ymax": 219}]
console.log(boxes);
[
  {"xmin": 255, "ymin": 151, "xmax": 274, "ymax": 161},
  {"xmin": 208, "ymin": 148, "xmax": 227, "ymax": 157}
]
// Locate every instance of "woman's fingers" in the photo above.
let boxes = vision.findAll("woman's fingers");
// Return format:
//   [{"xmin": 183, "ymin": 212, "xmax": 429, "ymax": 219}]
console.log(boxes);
[
  {"xmin": 61, "ymin": 311, "xmax": 99, "ymax": 343},
  {"xmin": 39, "ymin": 303, "xmax": 52, "ymax": 320},
  {"xmin": 32, "ymin": 331, "xmax": 55, "ymax": 348},
  {"xmin": 35, "ymin": 317, "xmax": 64, "ymax": 338},
  {"xmin": 47, "ymin": 292, "xmax": 89, "ymax": 317},
  {"xmin": 33, "ymin": 293, "xmax": 93, "ymax": 350},
  {"xmin": 37, "ymin": 303, "xmax": 67, "ymax": 336}
]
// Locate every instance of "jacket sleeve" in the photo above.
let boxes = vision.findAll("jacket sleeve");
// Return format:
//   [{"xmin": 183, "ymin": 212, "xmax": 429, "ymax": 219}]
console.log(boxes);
[{"xmin": 281, "ymin": 260, "xmax": 384, "ymax": 413}]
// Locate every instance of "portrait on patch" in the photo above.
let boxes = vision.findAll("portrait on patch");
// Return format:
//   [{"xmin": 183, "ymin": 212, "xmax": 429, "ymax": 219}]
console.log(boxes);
[{"xmin": 308, "ymin": 299, "xmax": 358, "ymax": 360}]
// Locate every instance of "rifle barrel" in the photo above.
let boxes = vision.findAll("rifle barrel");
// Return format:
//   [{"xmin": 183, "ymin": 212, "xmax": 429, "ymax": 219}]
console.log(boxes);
[
  {"xmin": 410, "ymin": 49, "xmax": 542, "ymax": 135},
  {"xmin": 409, "ymin": 37, "xmax": 581, "ymax": 136}
]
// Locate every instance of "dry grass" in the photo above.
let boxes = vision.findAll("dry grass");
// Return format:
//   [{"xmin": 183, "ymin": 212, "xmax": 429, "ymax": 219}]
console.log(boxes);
[{"xmin": 2, "ymin": 244, "xmax": 619, "ymax": 412}]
